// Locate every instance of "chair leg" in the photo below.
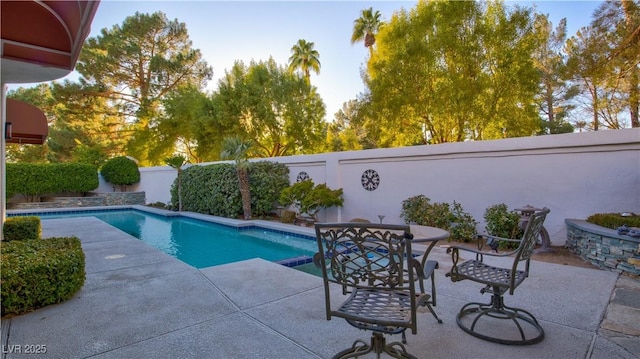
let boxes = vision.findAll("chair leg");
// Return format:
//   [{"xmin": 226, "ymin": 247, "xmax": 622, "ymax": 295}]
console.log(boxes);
[
  {"xmin": 420, "ymin": 260, "xmax": 443, "ymax": 324},
  {"xmin": 456, "ymin": 287, "xmax": 544, "ymax": 345},
  {"xmin": 424, "ymin": 302, "xmax": 443, "ymax": 324},
  {"xmin": 333, "ymin": 332, "xmax": 418, "ymax": 359}
]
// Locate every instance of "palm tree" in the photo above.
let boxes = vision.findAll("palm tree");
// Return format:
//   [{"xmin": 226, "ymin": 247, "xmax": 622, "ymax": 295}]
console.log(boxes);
[
  {"xmin": 287, "ymin": 39, "xmax": 320, "ymax": 83},
  {"xmin": 165, "ymin": 155, "xmax": 187, "ymax": 211},
  {"xmin": 220, "ymin": 136, "xmax": 253, "ymax": 220},
  {"xmin": 351, "ymin": 7, "xmax": 383, "ymax": 57}
]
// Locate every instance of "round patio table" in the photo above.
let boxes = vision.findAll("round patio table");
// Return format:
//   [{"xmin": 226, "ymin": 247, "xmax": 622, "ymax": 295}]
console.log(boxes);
[{"xmin": 410, "ymin": 225, "xmax": 450, "ymax": 267}]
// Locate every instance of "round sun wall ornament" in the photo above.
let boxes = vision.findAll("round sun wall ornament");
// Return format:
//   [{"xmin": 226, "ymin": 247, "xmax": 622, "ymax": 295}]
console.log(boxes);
[
  {"xmin": 296, "ymin": 171, "xmax": 310, "ymax": 182},
  {"xmin": 361, "ymin": 169, "xmax": 380, "ymax": 191}
]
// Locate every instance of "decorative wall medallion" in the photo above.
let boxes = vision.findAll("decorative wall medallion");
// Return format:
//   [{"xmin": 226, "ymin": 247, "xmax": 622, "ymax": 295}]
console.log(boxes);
[
  {"xmin": 361, "ymin": 169, "xmax": 380, "ymax": 191},
  {"xmin": 296, "ymin": 171, "xmax": 310, "ymax": 182}
]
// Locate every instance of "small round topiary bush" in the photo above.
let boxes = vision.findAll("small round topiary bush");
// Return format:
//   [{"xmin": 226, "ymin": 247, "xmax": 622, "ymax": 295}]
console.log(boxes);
[
  {"xmin": 1, "ymin": 237, "xmax": 86, "ymax": 317},
  {"xmin": 101, "ymin": 156, "xmax": 140, "ymax": 191}
]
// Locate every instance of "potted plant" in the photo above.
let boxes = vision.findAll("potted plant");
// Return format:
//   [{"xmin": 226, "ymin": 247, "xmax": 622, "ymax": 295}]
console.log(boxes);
[{"xmin": 279, "ymin": 180, "xmax": 344, "ymax": 224}]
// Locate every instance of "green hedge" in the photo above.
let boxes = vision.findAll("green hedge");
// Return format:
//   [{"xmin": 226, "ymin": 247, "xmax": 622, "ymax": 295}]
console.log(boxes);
[
  {"xmin": 1, "ymin": 237, "xmax": 85, "ymax": 317},
  {"xmin": 171, "ymin": 161, "xmax": 289, "ymax": 218},
  {"xmin": 2, "ymin": 216, "xmax": 41, "ymax": 241},
  {"xmin": 6, "ymin": 163, "xmax": 99, "ymax": 201},
  {"xmin": 249, "ymin": 161, "xmax": 290, "ymax": 216}
]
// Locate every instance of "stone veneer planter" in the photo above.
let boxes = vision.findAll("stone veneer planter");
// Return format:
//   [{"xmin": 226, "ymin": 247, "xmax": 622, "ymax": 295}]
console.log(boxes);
[
  {"xmin": 565, "ymin": 218, "xmax": 640, "ymax": 276},
  {"xmin": 9, "ymin": 192, "xmax": 145, "ymax": 210}
]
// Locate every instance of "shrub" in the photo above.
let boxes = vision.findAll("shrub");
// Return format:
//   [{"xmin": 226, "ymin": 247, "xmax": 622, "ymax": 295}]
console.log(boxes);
[
  {"xmin": 400, "ymin": 195, "xmax": 453, "ymax": 230},
  {"xmin": 2, "ymin": 216, "xmax": 41, "ymax": 241},
  {"xmin": 483, "ymin": 204, "xmax": 523, "ymax": 239},
  {"xmin": 587, "ymin": 213, "xmax": 640, "ymax": 229},
  {"xmin": 249, "ymin": 161, "xmax": 290, "ymax": 217},
  {"xmin": 6, "ymin": 163, "xmax": 98, "ymax": 201},
  {"xmin": 100, "ymin": 156, "xmax": 140, "ymax": 191},
  {"xmin": 170, "ymin": 161, "xmax": 289, "ymax": 218},
  {"xmin": 1, "ymin": 237, "xmax": 85, "ymax": 316},
  {"xmin": 400, "ymin": 195, "xmax": 477, "ymax": 242},
  {"xmin": 279, "ymin": 180, "xmax": 344, "ymax": 220},
  {"xmin": 450, "ymin": 201, "xmax": 478, "ymax": 242}
]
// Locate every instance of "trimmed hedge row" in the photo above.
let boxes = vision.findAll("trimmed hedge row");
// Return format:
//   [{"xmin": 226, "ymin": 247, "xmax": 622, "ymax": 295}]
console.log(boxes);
[
  {"xmin": 1, "ymin": 237, "xmax": 85, "ymax": 317},
  {"xmin": 6, "ymin": 163, "xmax": 98, "ymax": 201},
  {"xmin": 170, "ymin": 161, "xmax": 289, "ymax": 218},
  {"xmin": 2, "ymin": 216, "xmax": 41, "ymax": 241}
]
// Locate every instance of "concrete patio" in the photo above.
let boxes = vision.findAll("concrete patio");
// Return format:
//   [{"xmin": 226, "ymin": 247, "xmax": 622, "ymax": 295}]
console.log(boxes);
[{"xmin": 1, "ymin": 216, "xmax": 638, "ymax": 359}]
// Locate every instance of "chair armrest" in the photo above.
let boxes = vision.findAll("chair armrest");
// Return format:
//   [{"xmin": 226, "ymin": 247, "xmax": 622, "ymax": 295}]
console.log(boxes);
[
  {"xmin": 446, "ymin": 241, "xmax": 518, "ymax": 261},
  {"xmin": 423, "ymin": 260, "xmax": 438, "ymax": 279},
  {"xmin": 410, "ymin": 258, "xmax": 425, "ymax": 280},
  {"xmin": 478, "ymin": 234, "xmax": 522, "ymax": 250}
]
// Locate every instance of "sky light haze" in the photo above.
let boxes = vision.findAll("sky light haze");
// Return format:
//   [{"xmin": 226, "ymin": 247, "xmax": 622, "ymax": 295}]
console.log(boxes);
[{"xmin": 9, "ymin": 0, "xmax": 605, "ymax": 121}]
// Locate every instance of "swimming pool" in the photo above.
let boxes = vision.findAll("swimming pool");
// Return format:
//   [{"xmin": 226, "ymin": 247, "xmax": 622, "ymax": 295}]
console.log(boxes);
[{"xmin": 10, "ymin": 209, "xmax": 319, "ymax": 270}]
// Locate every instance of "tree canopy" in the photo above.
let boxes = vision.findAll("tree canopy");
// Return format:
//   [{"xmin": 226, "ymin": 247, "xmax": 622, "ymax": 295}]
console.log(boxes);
[
  {"xmin": 351, "ymin": 7, "xmax": 384, "ymax": 57},
  {"xmin": 288, "ymin": 39, "xmax": 321, "ymax": 83},
  {"xmin": 7, "ymin": 2, "xmax": 638, "ymax": 167},
  {"xmin": 365, "ymin": 1, "xmax": 542, "ymax": 145},
  {"xmin": 77, "ymin": 11, "xmax": 213, "ymax": 165},
  {"xmin": 212, "ymin": 58, "xmax": 326, "ymax": 158}
]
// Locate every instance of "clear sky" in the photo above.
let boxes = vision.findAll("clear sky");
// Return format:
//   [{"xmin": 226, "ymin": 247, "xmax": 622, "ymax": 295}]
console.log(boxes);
[{"xmin": 11, "ymin": 0, "xmax": 605, "ymax": 121}]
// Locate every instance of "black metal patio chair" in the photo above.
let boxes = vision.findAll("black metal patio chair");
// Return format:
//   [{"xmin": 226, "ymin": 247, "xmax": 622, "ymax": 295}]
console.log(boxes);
[
  {"xmin": 446, "ymin": 207, "xmax": 550, "ymax": 345},
  {"xmin": 314, "ymin": 223, "xmax": 429, "ymax": 359}
]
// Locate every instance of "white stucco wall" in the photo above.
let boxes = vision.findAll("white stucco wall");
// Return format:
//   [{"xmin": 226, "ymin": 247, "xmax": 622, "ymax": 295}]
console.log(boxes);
[{"xmin": 124, "ymin": 129, "xmax": 640, "ymax": 246}]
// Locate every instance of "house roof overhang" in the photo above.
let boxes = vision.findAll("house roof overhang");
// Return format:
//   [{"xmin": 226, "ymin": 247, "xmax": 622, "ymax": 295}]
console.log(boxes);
[
  {"xmin": 5, "ymin": 98, "xmax": 48, "ymax": 145},
  {"xmin": 1, "ymin": 0, "xmax": 100, "ymax": 84}
]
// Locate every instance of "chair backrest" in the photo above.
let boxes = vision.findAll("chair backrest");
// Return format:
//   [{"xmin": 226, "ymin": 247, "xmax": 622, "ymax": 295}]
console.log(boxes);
[
  {"xmin": 515, "ymin": 207, "xmax": 550, "ymax": 263},
  {"xmin": 314, "ymin": 223, "xmax": 417, "ymax": 318},
  {"xmin": 508, "ymin": 208, "xmax": 550, "ymax": 292}
]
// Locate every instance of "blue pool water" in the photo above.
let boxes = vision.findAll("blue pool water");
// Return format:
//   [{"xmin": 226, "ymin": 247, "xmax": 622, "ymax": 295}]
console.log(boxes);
[{"xmin": 20, "ymin": 210, "xmax": 318, "ymax": 269}]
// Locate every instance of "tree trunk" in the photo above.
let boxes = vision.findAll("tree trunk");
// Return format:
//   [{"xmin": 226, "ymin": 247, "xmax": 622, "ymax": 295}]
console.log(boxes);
[
  {"xmin": 177, "ymin": 169, "xmax": 183, "ymax": 212},
  {"xmin": 622, "ymin": 0, "xmax": 639, "ymax": 127},
  {"xmin": 237, "ymin": 168, "xmax": 252, "ymax": 220},
  {"xmin": 628, "ymin": 65, "xmax": 639, "ymax": 128}
]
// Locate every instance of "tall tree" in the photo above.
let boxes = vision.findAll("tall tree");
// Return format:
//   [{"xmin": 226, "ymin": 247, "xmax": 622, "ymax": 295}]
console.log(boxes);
[
  {"xmin": 365, "ymin": 1, "xmax": 541, "ymax": 144},
  {"xmin": 591, "ymin": 0, "xmax": 640, "ymax": 128},
  {"xmin": 213, "ymin": 58, "xmax": 326, "ymax": 157},
  {"xmin": 287, "ymin": 39, "xmax": 321, "ymax": 84},
  {"xmin": 351, "ymin": 7, "xmax": 384, "ymax": 57},
  {"xmin": 532, "ymin": 15, "xmax": 577, "ymax": 134},
  {"xmin": 77, "ymin": 11, "xmax": 213, "ymax": 165},
  {"xmin": 326, "ymin": 97, "xmax": 376, "ymax": 151},
  {"xmin": 220, "ymin": 136, "xmax": 253, "ymax": 220},
  {"xmin": 159, "ymin": 85, "xmax": 214, "ymax": 163},
  {"xmin": 48, "ymin": 81, "xmax": 124, "ymax": 164},
  {"xmin": 566, "ymin": 25, "xmax": 613, "ymax": 131}
]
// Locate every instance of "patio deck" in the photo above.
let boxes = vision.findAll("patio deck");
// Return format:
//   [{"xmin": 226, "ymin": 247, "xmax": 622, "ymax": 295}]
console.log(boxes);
[{"xmin": 1, "ymin": 216, "xmax": 638, "ymax": 359}]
